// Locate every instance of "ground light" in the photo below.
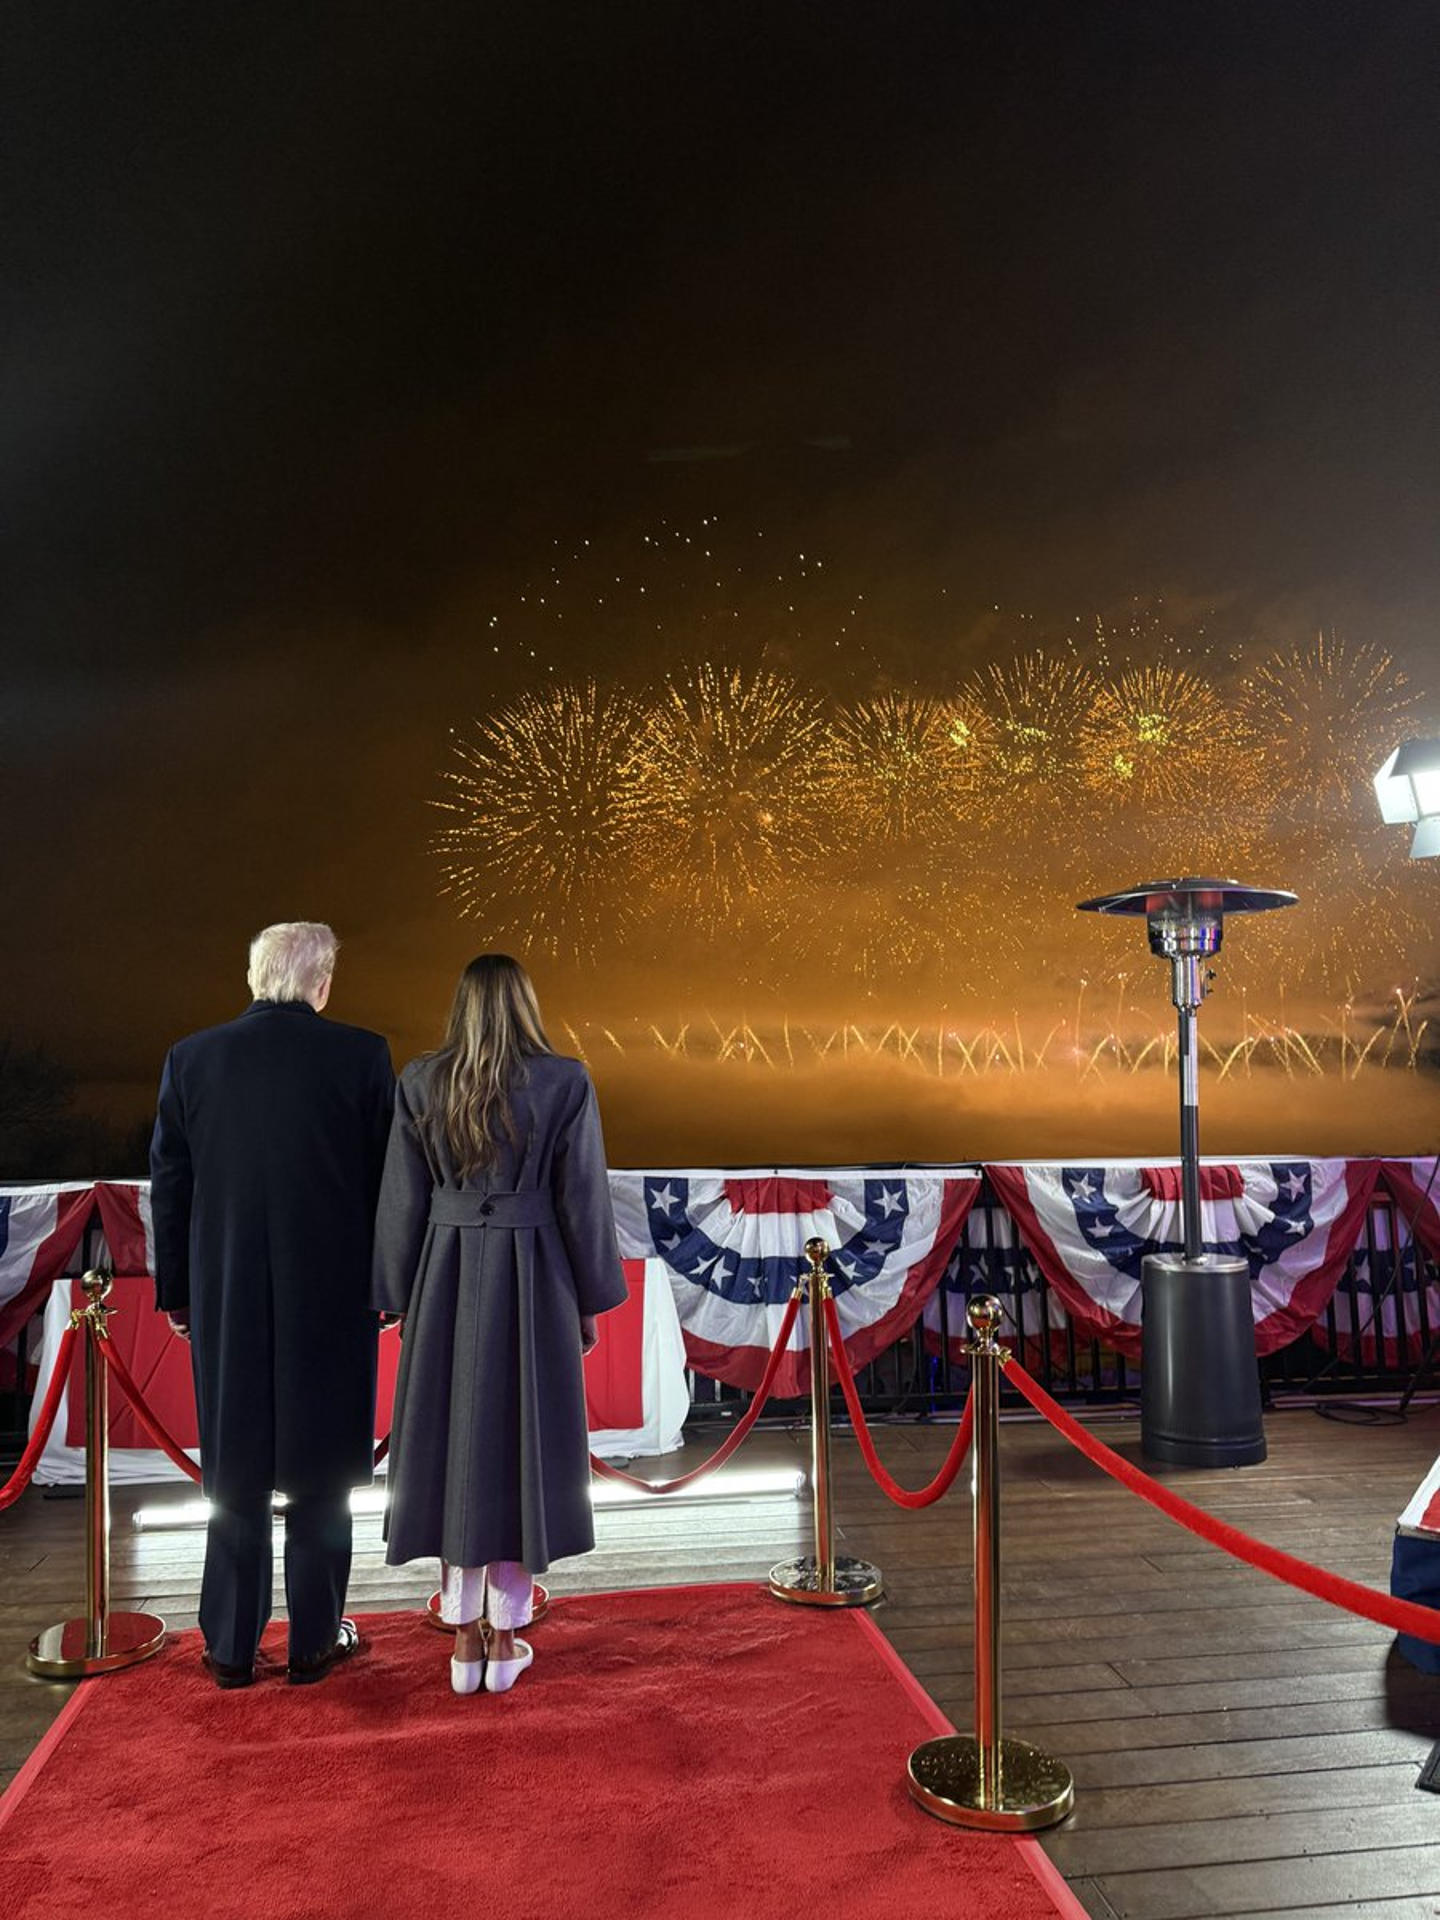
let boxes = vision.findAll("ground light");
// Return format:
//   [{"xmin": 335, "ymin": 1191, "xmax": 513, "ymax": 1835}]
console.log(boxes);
[{"xmin": 131, "ymin": 1466, "xmax": 806, "ymax": 1531}]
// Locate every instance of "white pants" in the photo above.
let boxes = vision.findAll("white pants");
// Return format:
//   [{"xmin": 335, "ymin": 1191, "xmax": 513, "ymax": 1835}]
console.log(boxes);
[{"xmin": 439, "ymin": 1559, "xmax": 534, "ymax": 1631}]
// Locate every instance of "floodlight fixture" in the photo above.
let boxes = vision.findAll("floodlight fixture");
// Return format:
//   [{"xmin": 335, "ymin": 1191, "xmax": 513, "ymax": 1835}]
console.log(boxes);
[{"xmin": 1374, "ymin": 738, "xmax": 1440, "ymax": 859}]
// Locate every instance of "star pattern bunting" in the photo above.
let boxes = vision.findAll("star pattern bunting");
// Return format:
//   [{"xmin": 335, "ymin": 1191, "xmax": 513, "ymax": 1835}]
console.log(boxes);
[
  {"xmin": 608, "ymin": 1169, "xmax": 983, "ymax": 1393},
  {"xmin": 986, "ymin": 1158, "xmax": 1387, "ymax": 1360},
  {"xmin": 1056, "ymin": 1161, "xmax": 1321, "ymax": 1282},
  {"xmin": 639, "ymin": 1175, "xmax": 914, "ymax": 1305}
]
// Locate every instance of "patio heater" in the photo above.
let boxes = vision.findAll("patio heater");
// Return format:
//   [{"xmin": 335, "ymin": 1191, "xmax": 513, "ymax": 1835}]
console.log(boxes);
[{"xmin": 1077, "ymin": 878, "xmax": 1297, "ymax": 1466}]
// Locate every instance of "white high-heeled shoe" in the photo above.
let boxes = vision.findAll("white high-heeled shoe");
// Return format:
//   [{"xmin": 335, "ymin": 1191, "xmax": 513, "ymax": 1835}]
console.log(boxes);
[
  {"xmin": 484, "ymin": 1638, "xmax": 533, "ymax": 1694},
  {"xmin": 451, "ymin": 1655, "xmax": 485, "ymax": 1695}
]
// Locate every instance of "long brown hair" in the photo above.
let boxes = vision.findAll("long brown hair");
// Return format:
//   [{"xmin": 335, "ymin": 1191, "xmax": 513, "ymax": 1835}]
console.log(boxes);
[{"xmin": 431, "ymin": 954, "xmax": 554, "ymax": 1176}]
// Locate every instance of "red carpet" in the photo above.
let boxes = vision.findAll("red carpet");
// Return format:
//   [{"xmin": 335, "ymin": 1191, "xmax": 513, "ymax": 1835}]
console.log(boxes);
[{"xmin": 0, "ymin": 1585, "xmax": 1080, "ymax": 1920}]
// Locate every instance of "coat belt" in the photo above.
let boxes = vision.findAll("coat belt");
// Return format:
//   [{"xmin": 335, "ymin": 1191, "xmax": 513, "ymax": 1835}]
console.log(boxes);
[{"xmin": 428, "ymin": 1189, "xmax": 556, "ymax": 1229}]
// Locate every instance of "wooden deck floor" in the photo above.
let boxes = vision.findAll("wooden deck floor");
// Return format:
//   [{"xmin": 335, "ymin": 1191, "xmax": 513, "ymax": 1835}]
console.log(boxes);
[{"xmin": 3, "ymin": 1403, "xmax": 1440, "ymax": 1918}]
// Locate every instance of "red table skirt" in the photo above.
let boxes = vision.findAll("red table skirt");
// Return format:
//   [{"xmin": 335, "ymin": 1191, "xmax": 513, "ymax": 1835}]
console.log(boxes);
[{"xmin": 68, "ymin": 1262, "xmax": 649, "ymax": 1450}]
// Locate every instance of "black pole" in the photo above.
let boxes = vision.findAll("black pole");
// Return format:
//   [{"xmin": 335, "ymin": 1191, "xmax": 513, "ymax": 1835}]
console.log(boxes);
[{"xmin": 1177, "ymin": 1001, "xmax": 1202, "ymax": 1262}]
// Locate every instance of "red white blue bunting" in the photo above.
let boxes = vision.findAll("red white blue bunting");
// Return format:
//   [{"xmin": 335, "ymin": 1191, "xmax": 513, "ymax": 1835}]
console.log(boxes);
[
  {"xmin": 4, "ymin": 1161, "xmax": 1432, "ymax": 1397},
  {"xmin": 0, "ymin": 1182, "xmax": 95, "ymax": 1347},
  {"xmin": 922, "ymin": 1202, "xmax": 1073, "ymax": 1367},
  {"xmin": 608, "ymin": 1169, "xmax": 982, "ymax": 1392},
  {"xmin": 987, "ymin": 1158, "xmax": 1381, "ymax": 1358},
  {"xmin": 1322, "ymin": 1158, "xmax": 1440, "ymax": 1363}
]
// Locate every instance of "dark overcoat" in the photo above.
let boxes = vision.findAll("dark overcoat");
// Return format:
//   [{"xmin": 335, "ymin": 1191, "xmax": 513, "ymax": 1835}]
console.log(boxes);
[
  {"xmin": 150, "ymin": 1000, "xmax": 395, "ymax": 1501},
  {"xmin": 372, "ymin": 1050, "xmax": 628, "ymax": 1573}
]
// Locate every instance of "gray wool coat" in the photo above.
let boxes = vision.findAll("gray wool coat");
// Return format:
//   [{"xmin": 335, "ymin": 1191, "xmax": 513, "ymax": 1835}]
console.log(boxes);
[{"xmin": 371, "ymin": 1050, "xmax": 628, "ymax": 1573}]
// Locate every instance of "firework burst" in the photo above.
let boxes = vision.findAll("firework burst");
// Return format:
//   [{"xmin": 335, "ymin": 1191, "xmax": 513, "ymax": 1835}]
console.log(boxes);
[
  {"xmin": 636, "ymin": 661, "xmax": 829, "ymax": 929},
  {"xmin": 1231, "ymin": 815, "xmax": 1439, "ymax": 999},
  {"xmin": 1240, "ymin": 632, "xmax": 1422, "ymax": 825},
  {"xmin": 1079, "ymin": 664, "xmax": 1256, "ymax": 809},
  {"xmin": 1074, "ymin": 661, "xmax": 1269, "ymax": 876},
  {"xmin": 814, "ymin": 691, "xmax": 971, "ymax": 858},
  {"xmin": 949, "ymin": 652, "xmax": 1100, "ymax": 826},
  {"xmin": 432, "ymin": 681, "xmax": 655, "ymax": 958},
  {"xmin": 428, "ymin": 552, "xmax": 1437, "ymax": 1061}
]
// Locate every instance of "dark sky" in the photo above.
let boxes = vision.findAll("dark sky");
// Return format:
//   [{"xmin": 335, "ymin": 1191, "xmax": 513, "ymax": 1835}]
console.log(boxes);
[{"xmin": 4, "ymin": 3, "xmax": 1439, "ymax": 1138}]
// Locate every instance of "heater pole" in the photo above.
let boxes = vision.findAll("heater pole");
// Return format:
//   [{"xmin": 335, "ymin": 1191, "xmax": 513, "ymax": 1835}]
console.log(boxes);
[{"xmin": 1172, "ymin": 954, "xmax": 1205, "ymax": 1262}]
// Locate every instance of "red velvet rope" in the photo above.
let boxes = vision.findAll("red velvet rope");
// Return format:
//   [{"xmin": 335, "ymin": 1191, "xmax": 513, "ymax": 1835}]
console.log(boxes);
[
  {"xmin": 100, "ymin": 1339, "xmax": 204, "ymax": 1482},
  {"xmin": 589, "ymin": 1293, "xmax": 803, "ymax": 1494},
  {"xmin": 1005, "ymin": 1356, "xmax": 1440, "ymax": 1645},
  {"xmin": 823, "ymin": 1295, "xmax": 974, "ymax": 1508},
  {"xmin": 100, "ymin": 1340, "xmax": 393, "ymax": 1480},
  {"xmin": 0, "ymin": 1325, "xmax": 79, "ymax": 1513}
]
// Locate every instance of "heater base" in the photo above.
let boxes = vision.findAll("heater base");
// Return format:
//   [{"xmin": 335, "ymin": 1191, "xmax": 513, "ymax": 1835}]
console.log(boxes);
[{"xmin": 1141, "ymin": 1252, "xmax": 1267, "ymax": 1468}]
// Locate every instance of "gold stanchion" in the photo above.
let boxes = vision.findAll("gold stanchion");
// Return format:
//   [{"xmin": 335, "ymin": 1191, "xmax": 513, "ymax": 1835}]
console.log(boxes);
[
  {"xmin": 768, "ymin": 1238, "xmax": 883, "ymax": 1607},
  {"xmin": 28, "ymin": 1272, "xmax": 167, "ymax": 1679},
  {"xmin": 907, "ymin": 1296, "xmax": 1072, "ymax": 1829}
]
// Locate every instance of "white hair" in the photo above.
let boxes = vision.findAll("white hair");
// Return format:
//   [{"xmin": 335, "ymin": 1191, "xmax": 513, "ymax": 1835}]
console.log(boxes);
[{"xmin": 247, "ymin": 922, "xmax": 339, "ymax": 1004}]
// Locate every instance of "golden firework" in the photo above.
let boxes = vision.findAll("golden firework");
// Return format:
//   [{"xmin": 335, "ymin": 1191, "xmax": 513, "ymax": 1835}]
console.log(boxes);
[
  {"xmin": 810, "ymin": 690, "xmax": 980, "ymax": 866},
  {"xmin": 949, "ymin": 651, "xmax": 1100, "ymax": 825},
  {"xmin": 1240, "ymin": 632, "xmax": 1421, "ymax": 825},
  {"xmin": 1073, "ymin": 661, "xmax": 1268, "ymax": 877},
  {"xmin": 427, "ymin": 597, "xmax": 1436, "ymax": 1048},
  {"xmin": 1079, "ymin": 664, "xmax": 1252, "ymax": 807},
  {"xmin": 1231, "ymin": 815, "xmax": 1437, "ymax": 1000},
  {"xmin": 432, "ymin": 681, "xmax": 655, "ymax": 958},
  {"xmin": 636, "ymin": 661, "xmax": 829, "ymax": 929}
]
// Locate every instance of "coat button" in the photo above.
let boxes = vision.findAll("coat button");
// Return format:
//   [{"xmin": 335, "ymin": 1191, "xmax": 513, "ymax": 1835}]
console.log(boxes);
[{"xmin": 479, "ymin": 1200, "xmax": 494, "ymax": 1217}]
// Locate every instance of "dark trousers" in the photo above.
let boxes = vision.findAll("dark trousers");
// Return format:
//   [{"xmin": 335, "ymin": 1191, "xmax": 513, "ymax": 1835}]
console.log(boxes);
[{"xmin": 199, "ymin": 1488, "xmax": 353, "ymax": 1667}]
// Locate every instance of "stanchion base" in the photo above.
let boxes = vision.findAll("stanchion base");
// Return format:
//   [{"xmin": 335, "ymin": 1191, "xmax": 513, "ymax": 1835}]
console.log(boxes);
[
  {"xmin": 27, "ymin": 1611, "xmax": 167, "ymax": 1680},
  {"xmin": 767, "ymin": 1554, "xmax": 883, "ymax": 1607},
  {"xmin": 908, "ymin": 1735, "xmax": 1074, "ymax": 1831},
  {"xmin": 423, "ymin": 1584, "xmax": 550, "ymax": 1632}
]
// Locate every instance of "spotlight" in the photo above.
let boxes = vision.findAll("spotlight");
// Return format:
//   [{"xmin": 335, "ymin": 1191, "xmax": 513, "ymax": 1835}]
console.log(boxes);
[{"xmin": 1374, "ymin": 738, "xmax": 1440, "ymax": 858}]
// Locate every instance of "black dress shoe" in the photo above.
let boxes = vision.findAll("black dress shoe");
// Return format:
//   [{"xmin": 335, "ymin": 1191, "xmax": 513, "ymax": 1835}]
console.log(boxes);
[
  {"xmin": 287, "ymin": 1617, "xmax": 361, "ymax": 1685},
  {"xmin": 202, "ymin": 1650, "xmax": 255, "ymax": 1690}
]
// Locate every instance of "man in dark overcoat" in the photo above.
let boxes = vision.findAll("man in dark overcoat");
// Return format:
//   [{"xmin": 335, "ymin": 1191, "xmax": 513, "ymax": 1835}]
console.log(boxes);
[{"xmin": 150, "ymin": 921, "xmax": 394, "ymax": 1687}]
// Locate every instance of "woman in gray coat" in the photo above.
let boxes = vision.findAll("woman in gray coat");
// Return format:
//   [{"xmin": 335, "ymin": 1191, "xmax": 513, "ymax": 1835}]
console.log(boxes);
[{"xmin": 372, "ymin": 953, "xmax": 628, "ymax": 1694}]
